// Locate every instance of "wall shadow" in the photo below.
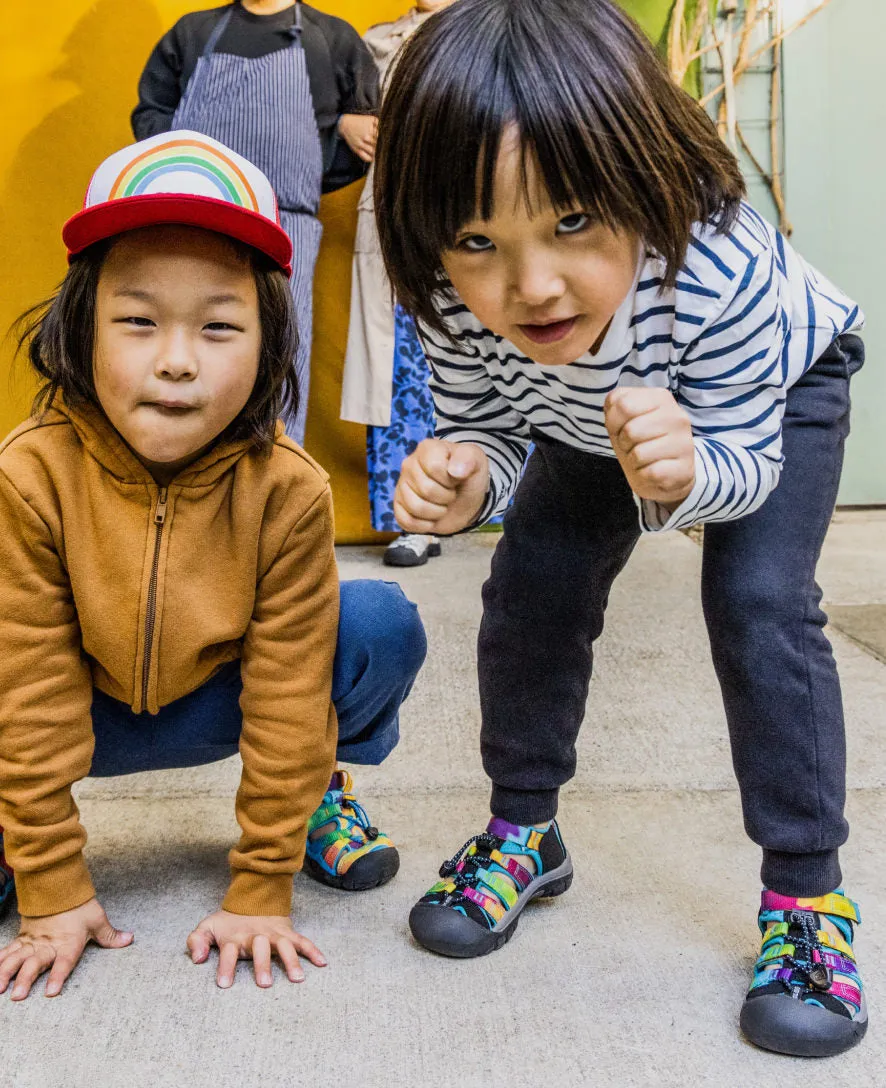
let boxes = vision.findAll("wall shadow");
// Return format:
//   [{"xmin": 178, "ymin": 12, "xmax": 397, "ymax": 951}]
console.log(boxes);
[{"xmin": 0, "ymin": 0, "xmax": 164, "ymax": 429}]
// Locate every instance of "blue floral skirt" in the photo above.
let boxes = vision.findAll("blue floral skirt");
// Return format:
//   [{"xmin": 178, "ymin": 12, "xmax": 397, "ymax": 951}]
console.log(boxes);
[
  {"xmin": 366, "ymin": 305, "xmax": 436, "ymax": 532},
  {"xmin": 366, "ymin": 305, "xmax": 507, "ymax": 533}
]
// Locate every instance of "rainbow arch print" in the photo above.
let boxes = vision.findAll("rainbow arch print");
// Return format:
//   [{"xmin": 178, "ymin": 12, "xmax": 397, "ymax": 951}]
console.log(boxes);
[{"xmin": 108, "ymin": 138, "xmax": 260, "ymax": 210}]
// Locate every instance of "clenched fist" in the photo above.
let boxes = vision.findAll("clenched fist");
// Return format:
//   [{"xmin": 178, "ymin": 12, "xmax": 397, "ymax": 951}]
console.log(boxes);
[
  {"xmin": 604, "ymin": 387, "xmax": 695, "ymax": 511},
  {"xmin": 394, "ymin": 439, "xmax": 490, "ymax": 536}
]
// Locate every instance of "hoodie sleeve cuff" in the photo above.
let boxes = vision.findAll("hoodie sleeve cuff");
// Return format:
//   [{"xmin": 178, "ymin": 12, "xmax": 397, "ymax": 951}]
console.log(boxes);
[
  {"xmin": 14, "ymin": 853, "xmax": 96, "ymax": 918},
  {"xmin": 222, "ymin": 871, "xmax": 295, "ymax": 917}
]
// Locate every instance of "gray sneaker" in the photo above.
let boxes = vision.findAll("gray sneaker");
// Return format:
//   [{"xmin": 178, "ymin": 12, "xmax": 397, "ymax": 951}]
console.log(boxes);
[{"xmin": 383, "ymin": 534, "xmax": 442, "ymax": 568}]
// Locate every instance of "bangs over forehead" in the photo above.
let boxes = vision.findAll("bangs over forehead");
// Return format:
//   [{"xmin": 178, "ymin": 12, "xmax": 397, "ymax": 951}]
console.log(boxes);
[{"xmin": 374, "ymin": 0, "xmax": 744, "ymax": 339}]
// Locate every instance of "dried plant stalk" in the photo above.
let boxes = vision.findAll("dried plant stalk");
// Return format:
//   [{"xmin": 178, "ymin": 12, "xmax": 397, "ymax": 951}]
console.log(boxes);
[
  {"xmin": 667, "ymin": 0, "xmax": 833, "ymax": 235},
  {"xmin": 698, "ymin": 0, "xmax": 835, "ymax": 108},
  {"xmin": 668, "ymin": 0, "xmax": 715, "ymax": 86}
]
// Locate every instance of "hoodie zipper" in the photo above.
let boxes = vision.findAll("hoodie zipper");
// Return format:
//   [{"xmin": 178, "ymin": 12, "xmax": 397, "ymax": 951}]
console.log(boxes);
[{"xmin": 141, "ymin": 487, "xmax": 168, "ymax": 711}]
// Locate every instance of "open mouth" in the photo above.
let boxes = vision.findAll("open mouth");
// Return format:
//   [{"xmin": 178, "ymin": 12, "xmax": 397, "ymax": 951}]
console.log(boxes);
[{"xmin": 517, "ymin": 317, "xmax": 578, "ymax": 345}]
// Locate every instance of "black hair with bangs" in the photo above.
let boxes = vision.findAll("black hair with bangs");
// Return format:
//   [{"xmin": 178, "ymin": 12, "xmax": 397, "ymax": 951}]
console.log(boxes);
[{"xmin": 374, "ymin": 0, "xmax": 746, "ymax": 339}]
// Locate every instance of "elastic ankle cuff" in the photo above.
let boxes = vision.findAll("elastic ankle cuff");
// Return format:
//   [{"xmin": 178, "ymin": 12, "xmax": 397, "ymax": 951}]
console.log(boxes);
[
  {"xmin": 761, "ymin": 848, "xmax": 842, "ymax": 897},
  {"xmin": 490, "ymin": 785, "xmax": 559, "ymax": 826}
]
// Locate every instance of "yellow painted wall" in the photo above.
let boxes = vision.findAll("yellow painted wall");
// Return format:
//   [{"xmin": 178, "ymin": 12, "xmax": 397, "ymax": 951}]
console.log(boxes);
[{"xmin": 0, "ymin": 0, "xmax": 411, "ymax": 543}]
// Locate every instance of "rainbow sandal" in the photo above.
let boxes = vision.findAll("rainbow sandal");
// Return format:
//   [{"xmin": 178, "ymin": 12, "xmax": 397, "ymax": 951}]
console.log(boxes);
[
  {"xmin": 409, "ymin": 818, "xmax": 573, "ymax": 958},
  {"xmin": 740, "ymin": 889, "xmax": 867, "ymax": 1056},
  {"xmin": 303, "ymin": 771, "xmax": 399, "ymax": 891}
]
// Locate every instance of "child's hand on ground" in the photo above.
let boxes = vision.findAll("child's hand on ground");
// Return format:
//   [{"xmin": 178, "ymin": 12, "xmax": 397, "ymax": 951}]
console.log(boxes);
[
  {"xmin": 394, "ymin": 439, "xmax": 490, "ymax": 536},
  {"xmin": 338, "ymin": 113, "xmax": 378, "ymax": 162},
  {"xmin": 604, "ymin": 387, "xmax": 696, "ymax": 511},
  {"xmin": 0, "ymin": 897, "xmax": 133, "ymax": 1000},
  {"xmin": 187, "ymin": 910, "xmax": 327, "ymax": 989}
]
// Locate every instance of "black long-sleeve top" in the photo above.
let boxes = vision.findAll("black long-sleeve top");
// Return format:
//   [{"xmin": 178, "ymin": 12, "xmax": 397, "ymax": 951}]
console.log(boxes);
[{"xmin": 131, "ymin": 1, "xmax": 379, "ymax": 192}]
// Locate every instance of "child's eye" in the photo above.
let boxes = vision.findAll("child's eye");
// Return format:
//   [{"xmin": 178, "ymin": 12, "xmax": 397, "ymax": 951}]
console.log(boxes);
[
  {"xmin": 459, "ymin": 235, "xmax": 494, "ymax": 253},
  {"xmin": 204, "ymin": 322, "xmax": 240, "ymax": 333},
  {"xmin": 116, "ymin": 316, "xmax": 155, "ymax": 328},
  {"xmin": 556, "ymin": 213, "xmax": 591, "ymax": 235}
]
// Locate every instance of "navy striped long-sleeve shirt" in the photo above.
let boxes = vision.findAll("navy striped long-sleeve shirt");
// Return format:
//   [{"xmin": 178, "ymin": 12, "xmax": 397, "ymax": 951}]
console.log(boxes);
[{"xmin": 419, "ymin": 202, "xmax": 863, "ymax": 532}]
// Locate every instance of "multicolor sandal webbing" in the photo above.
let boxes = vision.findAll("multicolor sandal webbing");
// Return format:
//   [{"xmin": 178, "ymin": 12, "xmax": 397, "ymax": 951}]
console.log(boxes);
[
  {"xmin": 303, "ymin": 771, "xmax": 399, "ymax": 891},
  {"xmin": 740, "ymin": 889, "xmax": 867, "ymax": 1057},
  {"xmin": 0, "ymin": 828, "xmax": 14, "ymax": 920},
  {"xmin": 409, "ymin": 817, "xmax": 573, "ymax": 958}
]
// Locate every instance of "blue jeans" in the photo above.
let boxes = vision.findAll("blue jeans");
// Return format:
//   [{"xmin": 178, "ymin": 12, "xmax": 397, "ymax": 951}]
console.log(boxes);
[{"xmin": 89, "ymin": 580, "xmax": 427, "ymax": 777}]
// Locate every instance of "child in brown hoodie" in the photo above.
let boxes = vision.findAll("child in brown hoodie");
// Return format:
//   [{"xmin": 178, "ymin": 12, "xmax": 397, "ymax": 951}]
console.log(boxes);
[{"xmin": 0, "ymin": 131, "xmax": 426, "ymax": 999}]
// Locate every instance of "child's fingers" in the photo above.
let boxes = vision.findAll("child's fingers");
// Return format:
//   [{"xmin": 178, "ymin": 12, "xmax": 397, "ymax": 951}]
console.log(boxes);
[
  {"xmin": 0, "ymin": 939, "xmax": 23, "ymax": 966},
  {"xmin": 396, "ymin": 464, "xmax": 452, "ymax": 505},
  {"xmin": 625, "ymin": 434, "xmax": 682, "ymax": 471},
  {"xmin": 275, "ymin": 938, "xmax": 305, "ymax": 983},
  {"xmin": 416, "ymin": 440, "xmax": 465, "ymax": 487},
  {"xmin": 603, "ymin": 387, "xmax": 663, "ymax": 438},
  {"xmin": 612, "ymin": 409, "xmax": 674, "ymax": 454},
  {"xmin": 446, "ymin": 444, "xmax": 484, "ymax": 481},
  {"xmin": 392, "ymin": 497, "xmax": 437, "ymax": 535},
  {"xmin": 292, "ymin": 933, "xmax": 327, "ymax": 968},
  {"xmin": 44, "ymin": 952, "xmax": 79, "ymax": 998},
  {"xmin": 397, "ymin": 480, "xmax": 450, "ymax": 523},
  {"xmin": 216, "ymin": 942, "xmax": 240, "ymax": 989},
  {"xmin": 251, "ymin": 935, "xmax": 273, "ymax": 988},
  {"xmin": 0, "ymin": 946, "xmax": 30, "ymax": 993},
  {"xmin": 186, "ymin": 928, "xmax": 213, "ymax": 964},
  {"xmin": 91, "ymin": 923, "xmax": 133, "ymax": 950},
  {"xmin": 635, "ymin": 457, "xmax": 692, "ymax": 499},
  {"xmin": 399, "ymin": 469, "xmax": 457, "ymax": 507},
  {"xmin": 10, "ymin": 949, "xmax": 53, "ymax": 1001}
]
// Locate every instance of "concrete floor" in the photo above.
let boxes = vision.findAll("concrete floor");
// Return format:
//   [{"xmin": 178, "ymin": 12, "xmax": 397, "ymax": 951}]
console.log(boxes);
[{"xmin": 2, "ymin": 512, "xmax": 885, "ymax": 1088}]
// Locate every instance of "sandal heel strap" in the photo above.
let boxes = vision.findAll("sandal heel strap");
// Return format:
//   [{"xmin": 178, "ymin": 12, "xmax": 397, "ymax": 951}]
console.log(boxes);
[{"xmin": 761, "ymin": 890, "xmax": 860, "ymax": 924}]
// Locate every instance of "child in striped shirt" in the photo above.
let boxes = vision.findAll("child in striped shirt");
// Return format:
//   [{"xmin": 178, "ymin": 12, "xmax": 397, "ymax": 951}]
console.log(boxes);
[{"xmin": 373, "ymin": 0, "xmax": 866, "ymax": 1058}]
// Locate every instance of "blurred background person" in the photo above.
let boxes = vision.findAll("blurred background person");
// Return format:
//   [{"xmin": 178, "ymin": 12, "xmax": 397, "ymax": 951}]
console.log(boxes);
[
  {"xmin": 340, "ymin": 1, "xmax": 456, "ymax": 568},
  {"xmin": 133, "ymin": 0, "xmax": 379, "ymax": 443}
]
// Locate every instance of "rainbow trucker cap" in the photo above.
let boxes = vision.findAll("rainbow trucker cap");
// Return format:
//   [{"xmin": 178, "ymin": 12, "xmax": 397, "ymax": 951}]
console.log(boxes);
[{"xmin": 62, "ymin": 131, "xmax": 293, "ymax": 276}]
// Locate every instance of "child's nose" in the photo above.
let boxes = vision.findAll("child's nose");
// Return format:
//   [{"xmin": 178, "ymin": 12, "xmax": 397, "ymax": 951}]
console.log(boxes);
[
  {"xmin": 511, "ymin": 259, "xmax": 566, "ymax": 307},
  {"xmin": 156, "ymin": 331, "xmax": 198, "ymax": 380}
]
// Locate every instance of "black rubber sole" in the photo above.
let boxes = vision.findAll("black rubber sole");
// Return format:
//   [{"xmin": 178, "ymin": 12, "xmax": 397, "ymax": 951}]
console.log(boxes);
[
  {"xmin": 303, "ymin": 846, "xmax": 400, "ymax": 891},
  {"xmin": 383, "ymin": 541, "xmax": 442, "ymax": 568},
  {"xmin": 740, "ymin": 994, "xmax": 868, "ymax": 1057},
  {"xmin": 409, "ymin": 859, "xmax": 574, "ymax": 958}
]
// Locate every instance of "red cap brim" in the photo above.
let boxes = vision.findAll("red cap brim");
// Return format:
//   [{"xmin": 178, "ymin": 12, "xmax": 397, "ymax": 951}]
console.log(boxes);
[{"xmin": 62, "ymin": 194, "xmax": 293, "ymax": 277}]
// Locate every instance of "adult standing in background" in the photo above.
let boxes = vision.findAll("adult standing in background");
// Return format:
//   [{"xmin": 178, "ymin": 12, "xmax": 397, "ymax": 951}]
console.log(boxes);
[
  {"xmin": 133, "ymin": 0, "xmax": 379, "ymax": 444},
  {"xmin": 341, "ymin": 1, "xmax": 456, "ymax": 568}
]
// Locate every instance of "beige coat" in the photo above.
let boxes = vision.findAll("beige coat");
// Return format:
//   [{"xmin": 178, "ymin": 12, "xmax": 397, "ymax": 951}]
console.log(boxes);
[{"xmin": 340, "ymin": 8, "xmax": 432, "ymax": 426}]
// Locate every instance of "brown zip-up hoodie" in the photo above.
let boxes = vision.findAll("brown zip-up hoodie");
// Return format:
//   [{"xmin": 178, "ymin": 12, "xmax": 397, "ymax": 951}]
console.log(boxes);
[{"xmin": 0, "ymin": 399, "xmax": 339, "ymax": 918}]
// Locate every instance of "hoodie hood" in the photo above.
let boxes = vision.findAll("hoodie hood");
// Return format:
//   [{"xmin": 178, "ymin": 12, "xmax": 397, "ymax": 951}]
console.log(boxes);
[{"xmin": 51, "ymin": 395, "xmax": 260, "ymax": 487}]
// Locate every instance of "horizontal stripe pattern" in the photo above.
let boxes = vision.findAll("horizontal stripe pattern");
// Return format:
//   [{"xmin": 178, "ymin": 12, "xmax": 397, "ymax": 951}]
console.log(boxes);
[{"xmin": 420, "ymin": 202, "xmax": 863, "ymax": 532}]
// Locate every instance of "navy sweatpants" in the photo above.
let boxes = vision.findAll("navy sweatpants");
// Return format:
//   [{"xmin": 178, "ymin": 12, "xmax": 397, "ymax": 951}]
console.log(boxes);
[{"xmin": 478, "ymin": 334, "xmax": 864, "ymax": 897}]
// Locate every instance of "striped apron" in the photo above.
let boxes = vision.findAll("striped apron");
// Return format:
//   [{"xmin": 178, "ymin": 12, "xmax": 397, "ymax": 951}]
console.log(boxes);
[{"xmin": 171, "ymin": 2, "xmax": 323, "ymax": 443}]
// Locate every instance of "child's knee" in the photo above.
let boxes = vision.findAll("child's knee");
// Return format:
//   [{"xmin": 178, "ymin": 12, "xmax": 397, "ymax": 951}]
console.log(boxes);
[
  {"xmin": 703, "ymin": 559, "xmax": 819, "ymax": 647},
  {"xmin": 339, "ymin": 578, "xmax": 427, "ymax": 678}
]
